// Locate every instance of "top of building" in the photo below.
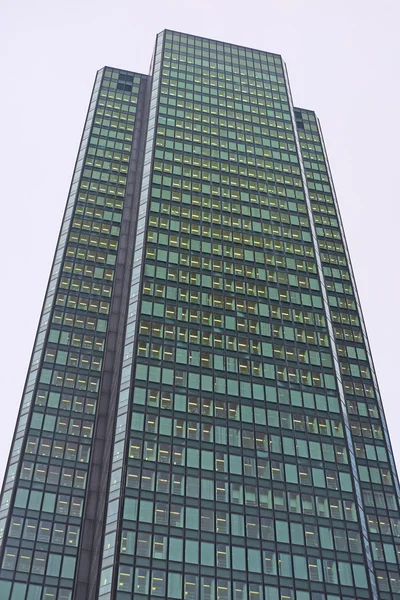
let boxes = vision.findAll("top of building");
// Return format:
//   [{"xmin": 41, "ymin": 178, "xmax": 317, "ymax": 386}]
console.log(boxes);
[{"xmin": 159, "ymin": 28, "xmax": 284, "ymax": 60}]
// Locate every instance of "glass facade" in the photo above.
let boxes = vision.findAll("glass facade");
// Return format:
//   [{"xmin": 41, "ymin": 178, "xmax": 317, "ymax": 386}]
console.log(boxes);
[
  {"xmin": 0, "ymin": 29, "xmax": 399, "ymax": 600},
  {"xmin": 0, "ymin": 66, "xmax": 150, "ymax": 600}
]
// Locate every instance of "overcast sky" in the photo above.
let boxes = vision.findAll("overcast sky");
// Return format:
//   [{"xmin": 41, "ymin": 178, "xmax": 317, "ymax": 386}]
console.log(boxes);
[{"xmin": 1, "ymin": 0, "xmax": 399, "ymax": 485}]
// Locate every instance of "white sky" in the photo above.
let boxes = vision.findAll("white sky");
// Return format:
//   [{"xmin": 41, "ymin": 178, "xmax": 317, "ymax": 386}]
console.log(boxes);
[{"xmin": 0, "ymin": 0, "xmax": 399, "ymax": 484}]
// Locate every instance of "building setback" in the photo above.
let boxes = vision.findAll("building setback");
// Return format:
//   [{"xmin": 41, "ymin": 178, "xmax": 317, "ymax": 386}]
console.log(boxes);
[{"xmin": 0, "ymin": 29, "xmax": 399, "ymax": 600}]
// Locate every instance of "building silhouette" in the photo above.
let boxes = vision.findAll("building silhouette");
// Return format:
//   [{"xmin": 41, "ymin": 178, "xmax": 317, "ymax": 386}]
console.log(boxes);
[{"xmin": 0, "ymin": 29, "xmax": 399, "ymax": 600}]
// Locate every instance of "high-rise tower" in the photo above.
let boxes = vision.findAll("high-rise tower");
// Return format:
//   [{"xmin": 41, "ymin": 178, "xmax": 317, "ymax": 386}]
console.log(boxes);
[{"xmin": 0, "ymin": 29, "xmax": 399, "ymax": 600}]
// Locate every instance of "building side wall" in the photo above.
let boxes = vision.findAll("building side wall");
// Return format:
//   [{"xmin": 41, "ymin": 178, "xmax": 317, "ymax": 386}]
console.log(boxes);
[
  {"xmin": 0, "ymin": 67, "xmax": 148, "ymax": 600},
  {"xmin": 295, "ymin": 106, "xmax": 400, "ymax": 598}
]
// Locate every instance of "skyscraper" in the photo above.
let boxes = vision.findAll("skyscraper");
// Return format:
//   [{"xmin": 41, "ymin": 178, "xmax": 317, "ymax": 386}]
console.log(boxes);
[{"xmin": 0, "ymin": 27, "xmax": 399, "ymax": 600}]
